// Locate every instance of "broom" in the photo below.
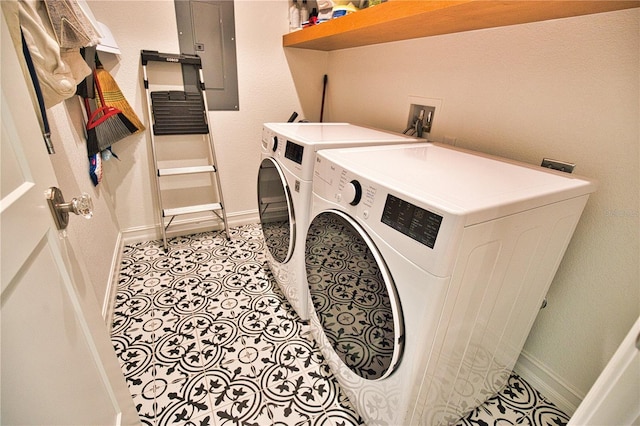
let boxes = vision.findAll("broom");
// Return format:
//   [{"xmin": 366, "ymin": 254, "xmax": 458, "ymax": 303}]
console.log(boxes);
[
  {"xmin": 84, "ymin": 72, "xmax": 139, "ymax": 154},
  {"xmin": 93, "ymin": 55, "xmax": 146, "ymax": 133}
]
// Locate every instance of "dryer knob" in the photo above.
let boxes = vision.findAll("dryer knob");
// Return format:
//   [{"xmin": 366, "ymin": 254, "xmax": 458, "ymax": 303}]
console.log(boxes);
[
  {"xmin": 345, "ymin": 180, "xmax": 363, "ymax": 206},
  {"xmin": 271, "ymin": 136, "xmax": 278, "ymax": 152}
]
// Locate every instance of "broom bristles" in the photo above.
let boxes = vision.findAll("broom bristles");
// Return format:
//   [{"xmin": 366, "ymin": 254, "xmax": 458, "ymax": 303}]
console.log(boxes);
[
  {"xmin": 94, "ymin": 110, "xmax": 139, "ymax": 152},
  {"xmin": 95, "ymin": 68, "xmax": 145, "ymax": 133},
  {"xmin": 85, "ymin": 96, "xmax": 139, "ymax": 153}
]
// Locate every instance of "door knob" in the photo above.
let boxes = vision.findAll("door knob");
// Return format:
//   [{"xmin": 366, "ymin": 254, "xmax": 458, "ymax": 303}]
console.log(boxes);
[{"xmin": 46, "ymin": 187, "xmax": 93, "ymax": 230}]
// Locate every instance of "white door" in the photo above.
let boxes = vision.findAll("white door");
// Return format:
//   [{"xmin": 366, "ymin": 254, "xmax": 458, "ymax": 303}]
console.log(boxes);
[
  {"xmin": 569, "ymin": 316, "xmax": 640, "ymax": 425},
  {"xmin": 0, "ymin": 10, "xmax": 139, "ymax": 426}
]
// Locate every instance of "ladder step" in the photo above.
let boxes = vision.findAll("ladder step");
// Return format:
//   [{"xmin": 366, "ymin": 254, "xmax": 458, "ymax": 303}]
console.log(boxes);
[
  {"xmin": 151, "ymin": 91, "xmax": 209, "ymax": 135},
  {"xmin": 158, "ymin": 165, "xmax": 216, "ymax": 176},
  {"xmin": 164, "ymin": 203, "xmax": 222, "ymax": 217}
]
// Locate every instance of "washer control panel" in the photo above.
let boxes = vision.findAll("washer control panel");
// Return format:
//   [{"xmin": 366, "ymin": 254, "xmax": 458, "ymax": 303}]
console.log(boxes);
[
  {"xmin": 285, "ymin": 140, "xmax": 304, "ymax": 165},
  {"xmin": 262, "ymin": 127, "xmax": 278, "ymax": 153},
  {"xmin": 262, "ymin": 126, "xmax": 309, "ymax": 177},
  {"xmin": 313, "ymin": 150, "xmax": 462, "ymax": 276},
  {"xmin": 381, "ymin": 194, "xmax": 442, "ymax": 249},
  {"xmin": 343, "ymin": 180, "xmax": 362, "ymax": 206}
]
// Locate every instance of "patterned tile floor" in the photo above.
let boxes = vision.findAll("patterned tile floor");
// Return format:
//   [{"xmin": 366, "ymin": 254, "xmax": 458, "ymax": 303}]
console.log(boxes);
[{"xmin": 111, "ymin": 224, "xmax": 571, "ymax": 426}]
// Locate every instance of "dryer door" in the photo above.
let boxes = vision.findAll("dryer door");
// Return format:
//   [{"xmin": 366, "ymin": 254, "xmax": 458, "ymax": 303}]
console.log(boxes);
[
  {"xmin": 257, "ymin": 158, "xmax": 295, "ymax": 264},
  {"xmin": 305, "ymin": 210, "xmax": 404, "ymax": 380}
]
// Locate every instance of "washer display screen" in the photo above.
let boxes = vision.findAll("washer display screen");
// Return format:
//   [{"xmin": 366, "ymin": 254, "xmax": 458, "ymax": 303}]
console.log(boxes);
[
  {"xmin": 381, "ymin": 194, "xmax": 442, "ymax": 249},
  {"xmin": 285, "ymin": 141, "xmax": 304, "ymax": 165}
]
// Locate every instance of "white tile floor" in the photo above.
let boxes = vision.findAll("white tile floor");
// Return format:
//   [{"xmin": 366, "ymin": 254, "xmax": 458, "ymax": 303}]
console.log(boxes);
[{"xmin": 111, "ymin": 224, "xmax": 570, "ymax": 426}]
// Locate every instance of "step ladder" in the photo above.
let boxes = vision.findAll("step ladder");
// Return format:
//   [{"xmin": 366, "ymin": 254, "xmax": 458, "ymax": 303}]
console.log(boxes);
[{"xmin": 141, "ymin": 50, "xmax": 230, "ymax": 250}]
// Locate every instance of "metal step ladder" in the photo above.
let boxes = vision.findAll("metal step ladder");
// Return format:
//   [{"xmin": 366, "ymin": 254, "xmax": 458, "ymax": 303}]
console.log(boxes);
[{"xmin": 141, "ymin": 50, "xmax": 230, "ymax": 250}]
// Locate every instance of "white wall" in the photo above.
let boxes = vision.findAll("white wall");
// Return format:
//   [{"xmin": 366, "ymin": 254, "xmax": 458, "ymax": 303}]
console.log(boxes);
[
  {"xmin": 88, "ymin": 0, "xmax": 305, "ymax": 242},
  {"xmin": 288, "ymin": 8, "xmax": 639, "ymax": 412}
]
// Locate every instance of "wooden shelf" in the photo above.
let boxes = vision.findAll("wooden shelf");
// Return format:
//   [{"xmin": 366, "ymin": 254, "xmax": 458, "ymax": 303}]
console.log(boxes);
[{"xmin": 283, "ymin": 0, "xmax": 639, "ymax": 51}]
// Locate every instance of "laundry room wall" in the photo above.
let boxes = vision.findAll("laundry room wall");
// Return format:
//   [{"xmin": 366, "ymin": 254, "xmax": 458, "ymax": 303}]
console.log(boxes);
[
  {"xmin": 287, "ymin": 8, "xmax": 639, "ymax": 414},
  {"xmin": 87, "ymin": 0, "xmax": 310, "ymax": 242}
]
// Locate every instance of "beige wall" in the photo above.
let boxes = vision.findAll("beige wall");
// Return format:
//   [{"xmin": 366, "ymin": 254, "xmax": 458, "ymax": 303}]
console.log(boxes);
[{"xmin": 288, "ymin": 8, "xmax": 639, "ymax": 411}]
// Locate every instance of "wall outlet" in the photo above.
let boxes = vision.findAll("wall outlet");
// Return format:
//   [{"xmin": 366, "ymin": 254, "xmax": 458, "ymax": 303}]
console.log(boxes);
[{"xmin": 541, "ymin": 158, "xmax": 575, "ymax": 173}]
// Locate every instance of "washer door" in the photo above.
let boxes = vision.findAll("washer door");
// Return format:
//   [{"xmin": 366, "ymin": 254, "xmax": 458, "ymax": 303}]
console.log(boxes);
[
  {"xmin": 305, "ymin": 210, "xmax": 404, "ymax": 380},
  {"xmin": 257, "ymin": 158, "xmax": 295, "ymax": 264}
]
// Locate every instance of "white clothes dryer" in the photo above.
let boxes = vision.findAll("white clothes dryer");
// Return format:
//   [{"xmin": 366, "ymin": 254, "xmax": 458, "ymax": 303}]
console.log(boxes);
[
  {"xmin": 305, "ymin": 143, "xmax": 596, "ymax": 425},
  {"xmin": 256, "ymin": 123, "xmax": 418, "ymax": 322}
]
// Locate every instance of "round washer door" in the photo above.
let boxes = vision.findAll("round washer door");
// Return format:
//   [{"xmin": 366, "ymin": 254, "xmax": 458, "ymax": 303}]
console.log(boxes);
[
  {"xmin": 257, "ymin": 158, "xmax": 295, "ymax": 264},
  {"xmin": 305, "ymin": 210, "xmax": 404, "ymax": 380}
]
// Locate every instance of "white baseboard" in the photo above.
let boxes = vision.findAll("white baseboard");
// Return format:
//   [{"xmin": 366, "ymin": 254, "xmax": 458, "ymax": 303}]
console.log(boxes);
[
  {"xmin": 103, "ymin": 230, "xmax": 125, "ymax": 331},
  {"xmin": 121, "ymin": 209, "xmax": 260, "ymax": 245},
  {"xmin": 514, "ymin": 349, "xmax": 585, "ymax": 416}
]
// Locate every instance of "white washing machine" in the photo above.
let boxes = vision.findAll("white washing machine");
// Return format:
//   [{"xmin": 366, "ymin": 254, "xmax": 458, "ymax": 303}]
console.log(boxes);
[
  {"xmin": 305, "ymin": 143, "xmax": 596, "ymax": 425},
  {"xmin": 256, "ymin": 123, "xmax": 418, "ymax": 322}
]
